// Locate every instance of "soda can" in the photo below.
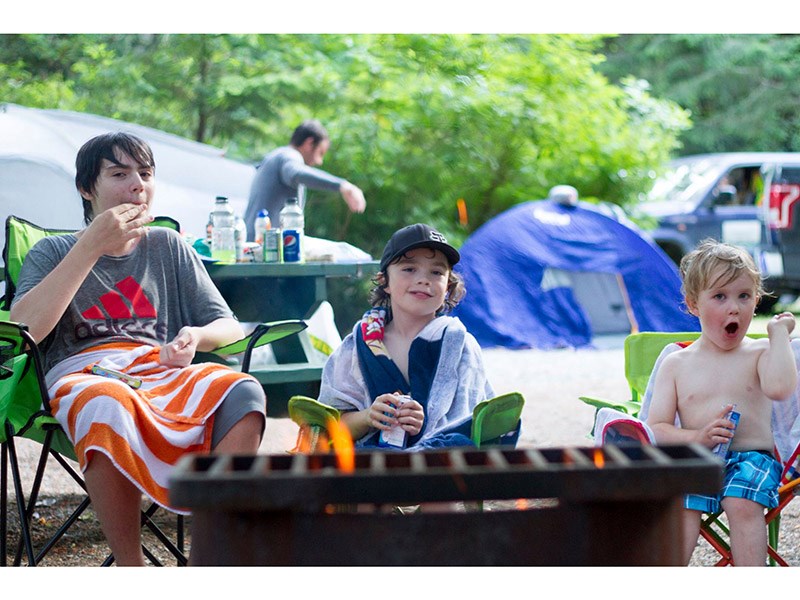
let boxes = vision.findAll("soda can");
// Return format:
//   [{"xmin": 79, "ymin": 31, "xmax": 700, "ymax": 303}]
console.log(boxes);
[
  {"xmin": 263, "ymin": 228, "xmax": 283, "ymax": 263},
  {"xmin": 282, "ymin": 229, "xmax": 302, "ymax": 263},
  {"xmin": 378, "ymin": 395, "xmax": 411, "ymax": 449},
  {"xmin": 712, "ymin": 406, "xmax": 740, "ymax": 458},
  {"xmin": 243, "ymin": 242, "xmax": 261, "ymax": 263}
]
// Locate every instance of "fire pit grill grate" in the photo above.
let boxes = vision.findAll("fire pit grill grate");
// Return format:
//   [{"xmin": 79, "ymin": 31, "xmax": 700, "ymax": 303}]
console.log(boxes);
[
  {"xmin": 171, "ymin": 444, "xmax": 721, "ymax": 511},
  {"xmin": 170, "ymin": 444, "xmax": 722, "ymax": 566}
]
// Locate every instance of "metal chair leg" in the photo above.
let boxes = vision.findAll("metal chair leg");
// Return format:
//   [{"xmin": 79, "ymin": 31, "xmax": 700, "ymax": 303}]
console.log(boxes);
[
  {"xmin": 2, "ymin": 441, "xmax": 7, "ymax": 566},
  {"xmin": 5, "ymin": 435, "xmax": 36, "ymax": 566}
]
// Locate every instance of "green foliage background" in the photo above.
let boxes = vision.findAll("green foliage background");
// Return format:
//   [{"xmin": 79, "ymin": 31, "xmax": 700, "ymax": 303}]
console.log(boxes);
[
  {"xmin": 600, "ymin": 34, "xmax": 800, "ymax": 155},
  {"xmin": 0, "ymin": 33, "xmax": 691, "ymax": 256}
]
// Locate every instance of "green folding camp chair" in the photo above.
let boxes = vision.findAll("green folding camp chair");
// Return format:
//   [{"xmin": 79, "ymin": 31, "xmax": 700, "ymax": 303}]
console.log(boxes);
[
  {"xmin": 470, "ymin": 392, "xmax": 525, "ymax": 448},
  {"xmin": 586, "ymin": 331, "xmax": 798, "ymax": 567},
  {"xmin": 287, "ymin": 391, "xmax": 525, "ymax": 452},
  {"xmin": 0, "ymin": 214, "xmax": 306, "ymax": 566},
  {"xmin": 578, "ymin": 331, "xmax": 703, "ymax": 422}
]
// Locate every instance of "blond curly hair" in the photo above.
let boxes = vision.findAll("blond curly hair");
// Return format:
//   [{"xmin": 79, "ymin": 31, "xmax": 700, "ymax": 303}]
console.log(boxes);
[{"xmin": 679, "ymin": 239, "xmax": 765, "ymax": 308}]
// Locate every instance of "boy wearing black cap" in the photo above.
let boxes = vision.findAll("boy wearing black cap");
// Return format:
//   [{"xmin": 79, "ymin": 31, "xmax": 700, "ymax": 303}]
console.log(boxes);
[{"xmin": 318, "ymin": 223, "xmax": 494, "ymax": 449}]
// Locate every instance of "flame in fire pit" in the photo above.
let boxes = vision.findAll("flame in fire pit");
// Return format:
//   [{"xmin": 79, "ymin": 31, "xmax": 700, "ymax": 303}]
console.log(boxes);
[
  {"xmin": 327, "ymin": 416, "xmax": 355, "ymax": 473},
  {"xmin": 593, "ymin": 448, "xmax": 605, "ymax": 468}
]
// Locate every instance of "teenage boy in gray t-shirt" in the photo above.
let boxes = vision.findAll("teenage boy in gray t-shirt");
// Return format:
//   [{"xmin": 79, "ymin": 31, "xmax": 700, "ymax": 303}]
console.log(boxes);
[{"xmin": 11, "ymin": 131, "xmax": 266, "ymax": 566}]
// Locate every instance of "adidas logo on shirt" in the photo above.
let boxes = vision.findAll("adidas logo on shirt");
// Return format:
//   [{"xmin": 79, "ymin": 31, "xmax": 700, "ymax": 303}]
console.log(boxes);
[
  {"xmin": 74, "ymin": 276, "xmax": 165, "ymax": 341},
  {"xmin": 81, "ymin": 276, "xmax": 156, "ymax": 320}
]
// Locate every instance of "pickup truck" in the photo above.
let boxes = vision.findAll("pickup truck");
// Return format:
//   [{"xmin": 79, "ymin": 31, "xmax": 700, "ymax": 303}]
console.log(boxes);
[{"xmin": 634, "ymin": 152, "xmax": 800, "ymax": 311}]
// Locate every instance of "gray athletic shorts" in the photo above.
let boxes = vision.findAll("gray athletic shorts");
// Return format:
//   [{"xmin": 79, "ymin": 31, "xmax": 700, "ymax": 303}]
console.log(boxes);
[{"xmin": 210, "ymin": 379, "xmax": 266, "ymax": 448}]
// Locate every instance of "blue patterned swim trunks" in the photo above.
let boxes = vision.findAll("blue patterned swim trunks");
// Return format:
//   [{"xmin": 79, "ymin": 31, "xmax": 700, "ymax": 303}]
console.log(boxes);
[{"xmin": 685, "ymin": 449, "xmax": 782, "ymax": 513}]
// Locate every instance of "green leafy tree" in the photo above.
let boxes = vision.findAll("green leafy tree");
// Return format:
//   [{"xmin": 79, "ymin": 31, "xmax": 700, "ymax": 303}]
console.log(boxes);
[
  {"xmin": 600, "ymin": 34, "xmax": 800, "ymax": 154},
  {"xmin": 288, "ymin": 34, "xmax": 689, "ymax": 252},
  {"xmin": 0, "ymin": 33, "xmax": 689, "ymax": 254}
]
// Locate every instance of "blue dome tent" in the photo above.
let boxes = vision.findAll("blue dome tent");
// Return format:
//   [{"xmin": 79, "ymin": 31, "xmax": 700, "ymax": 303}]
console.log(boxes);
[{"xmin": 452, "ymin": 197, "xmax": 700, "ymax": 349}]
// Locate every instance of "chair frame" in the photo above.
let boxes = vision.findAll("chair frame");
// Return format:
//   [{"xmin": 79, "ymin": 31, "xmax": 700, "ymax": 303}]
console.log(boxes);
[{"xmin": 1, "ymin": 321, "xmax": 189, "ymax": 566}]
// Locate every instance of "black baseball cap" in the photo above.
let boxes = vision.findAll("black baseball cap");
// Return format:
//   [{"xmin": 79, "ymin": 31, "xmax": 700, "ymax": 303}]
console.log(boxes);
[{"xmin": 379, "ymin": 223, "xmax": 460, "ymax": 272}]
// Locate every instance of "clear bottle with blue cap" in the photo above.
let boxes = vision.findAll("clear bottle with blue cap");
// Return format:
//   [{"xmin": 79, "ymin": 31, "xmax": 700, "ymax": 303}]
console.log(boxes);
[
  {"xmin": 280, "ymin": 197, "xmax": 304, "ymax": 263},
  {"xmin": 254, "ymin": 209, "xmax": 271, "ymax": 246}
]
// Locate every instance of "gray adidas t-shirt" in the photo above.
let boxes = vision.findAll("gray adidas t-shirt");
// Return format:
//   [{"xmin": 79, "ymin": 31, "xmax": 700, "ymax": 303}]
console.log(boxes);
[{"xmin": 12, "ymin": 227, "xmax": 234, "ymax": 373}]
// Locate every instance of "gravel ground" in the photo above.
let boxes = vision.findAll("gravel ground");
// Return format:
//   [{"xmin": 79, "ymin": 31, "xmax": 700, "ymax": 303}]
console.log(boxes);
[{"xmin": 5, "ymin": 341, "xmax": 799, "ymax": 567}]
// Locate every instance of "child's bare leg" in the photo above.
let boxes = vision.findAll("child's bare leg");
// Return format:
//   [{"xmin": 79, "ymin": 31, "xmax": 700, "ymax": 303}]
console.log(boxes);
[
  {"xmin": 682, "ymin": 509, "xmax": 702, "ymax": 565},
  {"xmin": 722, "ymin": 497, "xmax": 767, "ymax": 566}
]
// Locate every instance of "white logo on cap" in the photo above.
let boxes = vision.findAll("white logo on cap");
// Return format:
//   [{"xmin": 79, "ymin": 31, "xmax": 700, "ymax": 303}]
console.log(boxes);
[{"xmin": 429, "ymin": 231, "xmax": 447, "ymax": 243}]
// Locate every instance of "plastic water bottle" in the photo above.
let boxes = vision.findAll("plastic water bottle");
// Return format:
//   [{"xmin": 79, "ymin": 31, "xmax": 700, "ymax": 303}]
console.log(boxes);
[
  {"xmin": 211, "ymin": 196, "xmax": 236, "ymax": 263},
  {"xmin": 280, "ymin": 197, "xmax": 304, "ymax": 263},
  {"xmin": 234, "ymin": 216, "xmax": 246, "ymax": 262},
  {"xmin": 254, "ymin": 209, "xmax": 271, "ymax": 246}
]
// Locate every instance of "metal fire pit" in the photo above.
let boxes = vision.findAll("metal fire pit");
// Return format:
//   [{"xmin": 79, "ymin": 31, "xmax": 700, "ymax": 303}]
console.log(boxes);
[{"xmin": 169, "ymin": 444, "xmax": 721, "ymax": 566}]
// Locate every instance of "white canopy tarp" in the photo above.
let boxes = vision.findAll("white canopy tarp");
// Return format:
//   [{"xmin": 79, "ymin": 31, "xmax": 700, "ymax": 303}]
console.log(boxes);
[{"xmin": 0, "ymin": 102, "xmax": 255, "ymax": 260}]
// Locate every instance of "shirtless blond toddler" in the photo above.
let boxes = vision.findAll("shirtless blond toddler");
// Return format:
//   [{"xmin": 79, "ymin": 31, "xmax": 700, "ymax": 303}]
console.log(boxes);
[{"xmin": 646, "ymin": 239, "xmax": 796, "ymax": 566}]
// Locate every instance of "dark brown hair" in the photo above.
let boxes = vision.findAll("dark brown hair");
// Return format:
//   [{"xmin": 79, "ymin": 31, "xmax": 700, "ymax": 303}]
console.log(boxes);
[
  {"xmin": 290, "ymin": 120, "xmax": 329, "ymax": 148},
  {"xmin": 368, "ymin": 248, "xmax": 467, "ymax": 318},
  {"xmin": 75, "ymin": 132, "xmax": 155, "ymax": 224}
]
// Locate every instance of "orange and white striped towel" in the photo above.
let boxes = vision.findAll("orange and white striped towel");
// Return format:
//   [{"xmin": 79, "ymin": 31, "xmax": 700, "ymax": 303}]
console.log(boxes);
[{"xmin": 48, "ymin": 342, "xmax": 258, "ymax": 513}]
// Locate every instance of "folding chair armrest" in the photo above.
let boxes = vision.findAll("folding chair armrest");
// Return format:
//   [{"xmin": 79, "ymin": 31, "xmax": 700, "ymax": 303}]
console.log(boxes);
[
  {"xmin": 471, "ymin": 392, "xmax": 525, "ymax": 447},
  {"xmin": 0, "ymin": 319, "xmax": 54, "ymax": 415},
  {"xmin": 288, "ymin": 395, "xmax": 340, "ymax": 429},
  {"xmin": 212, "ymin": 319, "xmax": 308, "ymax": 373},
  {"xmin": 578, "ymin": 395, "xmax": 641, "ymax": 417}
]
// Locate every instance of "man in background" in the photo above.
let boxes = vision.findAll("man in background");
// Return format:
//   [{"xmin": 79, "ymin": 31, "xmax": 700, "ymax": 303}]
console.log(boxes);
[{"xmin": 244, "ymin": 119, "xmax": 366, "ymax": 240}]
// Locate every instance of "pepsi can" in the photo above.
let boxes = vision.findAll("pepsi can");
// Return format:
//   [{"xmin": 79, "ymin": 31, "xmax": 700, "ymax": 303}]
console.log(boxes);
[{"xmin": 283, "ymin": 229, "xmax": 302, "ymax": 263}]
